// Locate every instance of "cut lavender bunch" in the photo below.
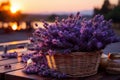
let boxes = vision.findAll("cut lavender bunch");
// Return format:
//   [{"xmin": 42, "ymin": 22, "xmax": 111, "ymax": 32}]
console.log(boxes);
[
  {"xmin": 30, "ymin": 12, "xmax": 119, "ymax": 54},
  {"xmin": 23, "ymin": 54, "xmax": 68, "ymax": 78}
]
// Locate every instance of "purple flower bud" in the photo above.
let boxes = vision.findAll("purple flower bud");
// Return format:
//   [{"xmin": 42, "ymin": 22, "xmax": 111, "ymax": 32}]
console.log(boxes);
[
  {"xmin": 48, "ymin": 49, "xmax": 53, "ymax": 55},
  {"xmin": 58, "ymin": 31, "xmax": 63, "ymax": 37},
  {"xmin": 63, "ymin": 49, "xmax": 71, "ymax": 54},
  {"xmin": 52, "ymin": 39, "xmax": 59, "ymax": 44},
  {"xmin": 97, "ymin": 42, "xmax": 103, "ymax": 49},
  {"xmin": 29, "ymin": 37, "xmax": 35, "ymax": 43}
]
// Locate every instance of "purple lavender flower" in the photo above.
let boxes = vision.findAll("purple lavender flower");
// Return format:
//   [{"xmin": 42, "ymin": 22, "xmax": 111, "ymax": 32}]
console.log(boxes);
[
  {"xmin": 30, "ymin": 12, "xmax": 119, "ymax": 54},
  {"xmin": 52, "ymin": 39, "xmax": 59, "ymax": 44}
]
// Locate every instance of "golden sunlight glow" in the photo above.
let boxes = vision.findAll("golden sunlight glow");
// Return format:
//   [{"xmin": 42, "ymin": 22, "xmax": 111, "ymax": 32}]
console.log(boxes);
[
  {"xmin": 9, "ymin": 0, "xmax": 118, "ymax": 14},
  {"xmin": 12, "ymin": 23, "xmax": 17, "ymax": 30},
  {"xmin": 10, "ymin": 5, "xmax": 20, "ymax": 13}
]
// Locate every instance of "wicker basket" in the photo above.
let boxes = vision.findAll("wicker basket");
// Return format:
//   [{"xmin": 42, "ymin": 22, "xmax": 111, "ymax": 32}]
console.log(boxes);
[{"xmin": 46, "ymin": 51, "xmax": 101, "ymax": 77}]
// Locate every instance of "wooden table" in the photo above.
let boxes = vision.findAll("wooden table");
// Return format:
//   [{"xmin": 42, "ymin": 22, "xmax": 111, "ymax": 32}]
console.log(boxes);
[
  {"xmin": 0, "ymin": 51, "xmax": 25, "ymax": 80},
  {"xmin": 4, "ymin": 69, "xmax": 120, "ymax": 80},
  {"xmin": 0, "ymin": 56, "xmax": 7, "ymax": 61},
  {"xmin": 0, "ymin": 59, "xmax": 18, "ymax": 66},
  {"xmin": 5, "ymin": 69, "xmax": 48, "ymax": 80},
  {"xmin": 0, "ymin": 63, "xmax": 25, "ymax": 80}
]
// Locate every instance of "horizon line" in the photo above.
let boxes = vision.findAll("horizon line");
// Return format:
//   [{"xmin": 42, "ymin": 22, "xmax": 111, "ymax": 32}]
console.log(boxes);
[{"xmin": 21, "ymin": 10, "xmax": 94, "ymax": 15}]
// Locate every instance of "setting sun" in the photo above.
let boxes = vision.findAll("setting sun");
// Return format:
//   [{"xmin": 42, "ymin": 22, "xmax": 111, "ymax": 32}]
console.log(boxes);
[
  {"xmin": 11, "ymin": 23, "xmax": 18, "ymax": 30},
  {"xmin": 10, "ymin": 5, "xmax": 20, "ymax": 13}
]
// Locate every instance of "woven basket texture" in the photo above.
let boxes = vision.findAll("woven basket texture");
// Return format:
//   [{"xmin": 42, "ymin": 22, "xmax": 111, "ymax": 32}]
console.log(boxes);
[{"xmin": 46, "ymin": 51, "xmax": 101, "ymax": 77}]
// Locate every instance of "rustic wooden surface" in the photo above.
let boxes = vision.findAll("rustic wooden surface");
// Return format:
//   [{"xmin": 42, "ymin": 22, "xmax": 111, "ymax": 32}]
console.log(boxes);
[
  {"xmin": 0, "ymin": 56, "xmax": 7, "ymax": 61},
  {"xmin": 5, "ymin": 69, "xmax": 120, "ymax": 80},
  {"xmin": 0, "ymin": 63, "xmax": 25, "ymax": 80},
  {"xmin": 5, "ymin": 69, "xmax": 47, "ymax": 80},
  {"xmin": 0, "ymin": 63, "xmax": 25, "ymax": 73},
  {"xmin": 0, "ymin": 59, "xmax": 18, "ymax": 66}
]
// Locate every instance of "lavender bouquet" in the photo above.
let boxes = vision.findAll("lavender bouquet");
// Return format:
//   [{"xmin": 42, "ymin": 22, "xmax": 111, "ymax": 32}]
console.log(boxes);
[
  {"xmin": 30, "ymin": 12, "xmax": 119, "ymax": 54},
  {"xmin": 23, "ymin": 12, "xmax": 119, "ymax": 78}
]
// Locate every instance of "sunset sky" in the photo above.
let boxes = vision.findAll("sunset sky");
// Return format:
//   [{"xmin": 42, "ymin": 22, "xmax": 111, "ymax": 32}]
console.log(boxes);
[{"xmin": 0, "ymin": 0, "xmax": 118, "ymax": 14}]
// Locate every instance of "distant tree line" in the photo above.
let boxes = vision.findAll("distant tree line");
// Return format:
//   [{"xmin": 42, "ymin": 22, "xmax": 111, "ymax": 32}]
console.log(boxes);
[{"xmin": 94, "ymin": 0, "xmax": 120, "ymax": 23}]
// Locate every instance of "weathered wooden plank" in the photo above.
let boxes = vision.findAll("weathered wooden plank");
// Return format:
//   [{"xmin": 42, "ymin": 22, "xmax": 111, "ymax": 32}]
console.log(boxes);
[
  {"xmin": 0, "ymin": 59, "xmax": 18, "ymax": 66},
  {"xmin": 0, "ymin": 56, "xmax": 7, "ymax": 61},
  {"xmin": 5, "ymin": 69, "xmax": 120, "ymax": 80},
  {"xmin": 0, "ymin": 63, "xmax": 25, "ymax": 80},
  {"xmin": 5, "ymin": 69, "xmax": 51, "ymax": 80},
  {"xmin": 0, "ymin": 63, "xmax": 25, "ymax": 73},
  {"xmin": 0, "ymin": 40, "xmax": 29, "ymax": 46}
]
